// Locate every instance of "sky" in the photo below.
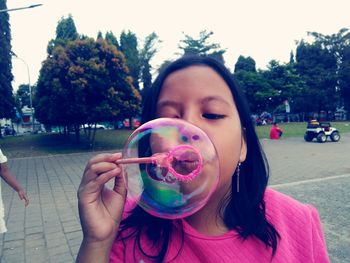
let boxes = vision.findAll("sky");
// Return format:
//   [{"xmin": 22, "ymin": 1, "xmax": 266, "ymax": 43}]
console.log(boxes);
[{"xmin": 6, "ymin": 0, "xmax": 350, "ymax": 91}]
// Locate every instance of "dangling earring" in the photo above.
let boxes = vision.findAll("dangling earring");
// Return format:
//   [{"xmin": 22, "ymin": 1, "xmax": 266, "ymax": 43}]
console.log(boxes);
[{"xmin": 236, "ymin": 162, "xmax": 241, "ymax": 193}]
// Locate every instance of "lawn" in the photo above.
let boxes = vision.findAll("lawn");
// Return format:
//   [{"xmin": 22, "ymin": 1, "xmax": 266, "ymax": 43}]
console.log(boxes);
[
  {"xmin": 1, "ymin": 121, "xmax": 350, "ymax": 158},
  {"xmin": 255, "ymin": 121, "xmax": 350, "ymax": 138},
  {"xmin": 0, "ymin": 129, "xmax": 131, "ymax": 158}
]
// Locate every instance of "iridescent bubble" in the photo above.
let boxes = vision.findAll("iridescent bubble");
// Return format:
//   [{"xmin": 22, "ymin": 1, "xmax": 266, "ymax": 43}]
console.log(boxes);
[{"xmin": 121, "ymin": 118, "xmax": 219, "ymax": 219}]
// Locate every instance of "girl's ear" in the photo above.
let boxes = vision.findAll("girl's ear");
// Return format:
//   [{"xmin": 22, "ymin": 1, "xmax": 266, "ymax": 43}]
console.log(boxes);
[{"xmin": 239, "ymin": 128, "xmax": 247, "ymax": 163}]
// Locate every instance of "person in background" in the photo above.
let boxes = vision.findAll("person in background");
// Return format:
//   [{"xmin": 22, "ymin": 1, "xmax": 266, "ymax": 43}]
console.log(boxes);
[
  {"xmin": 270, "ymin": 122, "xmax": 283, "ymax": 140},
  {"xmin": 0, "ymin": 148, "xmax": 29, "ymax": 234}
]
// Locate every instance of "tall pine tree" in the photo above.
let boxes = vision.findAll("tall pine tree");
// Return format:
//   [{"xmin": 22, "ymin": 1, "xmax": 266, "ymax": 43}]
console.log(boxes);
[
  {"xmin": 120, "ymin": 30, "xmax": 140, "ymax": 90},
  {"xmin": 178, "ymin": 30, "xmax": 226, "ymax": 64},
  {"xmin": 139, "ymin": 32, "xmax": 160, "ymax": 90},
  {"xmin": 47, "ymin": 14, "xmax": 79, "ymax": 55},
  {"xmin": 0, "ymin": 0, "xmax": 15, "ymax": 121}
]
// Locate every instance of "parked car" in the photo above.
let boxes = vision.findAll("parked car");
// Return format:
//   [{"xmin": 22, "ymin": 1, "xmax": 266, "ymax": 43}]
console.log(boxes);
[
  {"xmin": 82, "ymin": 124, "xmax": 107, "ymax": 129},
  {"xmin": 304, "ymin": 120, "xmax": 340, "ymax": 143},
  {"xmin": 0, "ymin": 125, "xmax": 16, "ymax": 136}
]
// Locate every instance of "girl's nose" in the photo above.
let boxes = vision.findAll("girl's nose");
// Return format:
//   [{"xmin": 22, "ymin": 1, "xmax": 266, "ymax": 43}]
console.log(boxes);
[
  {"xmin": 181, "ymin": 113, "xmax": 205, "ymax": 139},
  {"xmin": 182, "ymin": 112, "xmax": 197, "ymax": 126}
]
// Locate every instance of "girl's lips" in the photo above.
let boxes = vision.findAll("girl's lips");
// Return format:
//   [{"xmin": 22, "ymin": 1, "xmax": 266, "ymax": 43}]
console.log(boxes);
[
  {"xmin": 172, "ymin": 158, "xmax": 200, "ymax": 175},
  {"xmin": 174, "ymin": 151, "xmax": 199, "ymax": 162}
]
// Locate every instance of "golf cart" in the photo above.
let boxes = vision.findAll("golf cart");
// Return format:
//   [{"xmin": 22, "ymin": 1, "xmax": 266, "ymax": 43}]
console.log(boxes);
[{"xmin": 304, "ymin": 120, "xmax": 340, "ymax": 143}]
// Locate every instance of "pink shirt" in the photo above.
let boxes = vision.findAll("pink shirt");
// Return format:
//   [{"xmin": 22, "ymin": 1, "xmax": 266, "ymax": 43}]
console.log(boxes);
[
  {"xmin": 270, "ymin": 125, "xmax": 283, "ymax": 140},
  {"xmin": 110, "ymin": 188, "xmax": 330, "ymax": 262}
]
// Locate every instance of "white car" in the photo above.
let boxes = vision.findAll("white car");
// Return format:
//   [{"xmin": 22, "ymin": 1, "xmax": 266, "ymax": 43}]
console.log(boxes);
[
  {"xmin": 82, "ymin": 124, "xmax": 107, "ymax": 129},
  {"xmin": 304, "ymin": 121, "xmax": 340, "ymax": 143}
]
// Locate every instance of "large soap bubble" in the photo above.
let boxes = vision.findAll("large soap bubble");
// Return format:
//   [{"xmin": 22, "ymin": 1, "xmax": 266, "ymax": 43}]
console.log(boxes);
[{"xmin": 119, "ymin": 118, "xmax": 219, "ymax": 219}]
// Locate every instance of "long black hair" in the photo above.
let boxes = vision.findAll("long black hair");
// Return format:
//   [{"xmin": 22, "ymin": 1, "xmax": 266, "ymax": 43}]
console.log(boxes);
[{"xmin": 119, "ymin": 55, "xmax": 280, "ymax": 262}]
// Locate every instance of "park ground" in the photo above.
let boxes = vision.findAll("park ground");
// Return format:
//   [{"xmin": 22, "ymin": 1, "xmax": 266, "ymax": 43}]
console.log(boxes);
[{"xmin": 0, "ymin": 122, "xmax": 349, "ymax": 262}]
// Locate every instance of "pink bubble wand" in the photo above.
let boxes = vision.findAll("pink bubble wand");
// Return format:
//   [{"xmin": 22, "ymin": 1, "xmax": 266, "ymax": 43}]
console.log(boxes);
[{"xmin": 116, "ymin": 144, "xmax": 203, "ymax": 182}]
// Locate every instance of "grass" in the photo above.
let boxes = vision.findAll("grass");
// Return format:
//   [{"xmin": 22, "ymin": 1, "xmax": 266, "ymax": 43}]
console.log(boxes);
[
  {"xmin": 1, "ymin": 121, "xmax": 350, "ymax": 158},
  {"xmin": 255, "ymin": 121, "xmax": 350, "ymax": 138},
  {"xmin": 0, "ymin": 129, "xmax": 131, "ymax": 158}
]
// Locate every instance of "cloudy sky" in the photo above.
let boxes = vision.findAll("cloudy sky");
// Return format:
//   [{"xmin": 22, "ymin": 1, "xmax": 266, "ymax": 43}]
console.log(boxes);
[{"xmin": 6, "ymin": 0, "xmax": 350, "ymax": 91}]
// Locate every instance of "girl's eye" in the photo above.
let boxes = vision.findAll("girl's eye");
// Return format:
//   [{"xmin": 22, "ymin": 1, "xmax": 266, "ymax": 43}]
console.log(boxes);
[{"xmin": 202, "ymin": 113, "xmax": 225, "ymax": 120}]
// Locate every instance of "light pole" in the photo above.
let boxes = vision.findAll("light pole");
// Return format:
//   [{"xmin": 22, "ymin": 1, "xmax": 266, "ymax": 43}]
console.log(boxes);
[
  {"xmin": 11, "ymin": 51, "xmax": 34, "ymax": 133},
  {"xmin": 0, "ymin": 4, "xmax": 42, "ymax": 13}
]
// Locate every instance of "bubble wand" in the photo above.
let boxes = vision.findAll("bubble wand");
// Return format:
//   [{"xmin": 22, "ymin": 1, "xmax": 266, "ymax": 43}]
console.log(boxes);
[{"xmin": 116, "ymin": 144, "xmax": 203, "ymax": 182}]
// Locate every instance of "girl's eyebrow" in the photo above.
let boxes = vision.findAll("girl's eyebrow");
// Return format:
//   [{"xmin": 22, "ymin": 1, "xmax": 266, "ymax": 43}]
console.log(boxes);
[
  {"xmin": 200, "ymin": 96, "xmax": 232, "ymax": 107},
  {"xmin": 157, "ymin": 100, "xmax": 181, "ymax": 109},
  {"xmin": 157, "ymin": 96, "xmax": 232, "ymax": 109}
]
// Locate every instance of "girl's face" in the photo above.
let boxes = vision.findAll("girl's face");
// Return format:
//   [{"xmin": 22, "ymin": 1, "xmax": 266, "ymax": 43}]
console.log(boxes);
[{"xmin": 156, "ymin": 65, "xmax": 247, "ymax": 196}]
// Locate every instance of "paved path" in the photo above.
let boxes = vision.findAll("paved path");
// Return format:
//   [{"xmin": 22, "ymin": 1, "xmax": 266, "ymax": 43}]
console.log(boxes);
[{"xmin": 0, "ymin": 134, "xmax": 349, "ymax": 262}]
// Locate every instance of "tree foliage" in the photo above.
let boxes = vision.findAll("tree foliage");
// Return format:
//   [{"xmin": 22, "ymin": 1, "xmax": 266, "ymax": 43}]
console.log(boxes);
[
  {"xmin": 15, "ymin": 84, "xmax": 31, "ymax": 108},
  {"xmin": 235, "ymin": 70, "xmax": 275, "ymax": 113},
  {"xmin": 178, "ymin": 30, "xmax": 226, "ymax": 64},
  {"xmin": 339, "ymin": 44, "xmax": 350, "ymax": 112},
  {"xmin": 295, "ymin": 40, "xmax": 338, "ymax": 113},
  {"xmin": 35, "ymin": 38, "xmax": 141, "ymax": 145},
  {"xmin": 139, "ymin": 32, "xmax": 160, "ymax": 90},
  {"xmin": 56, "ymin": 15, "xmax": 78, "ymax": 40},
  {"xmin": 263, "ymin": 60, "xmax": 306, "ymax": 113},
  {"xmin": 307, "ymin": 28, "xmax": 350, "ymax": 113},
  {"xmin": 47, "ymin": 15, "xmax": 79, "ymax": 55},
  {"xmin": 234, "ymin": 29, "xmax": 349, "ymax": 119},
  {"xmin": 0, "ymin": 0, "xmax": 15, "ymax": 121},
  {"xmin": 234, "ymin": 55, "xmax": 256, "ymax": 73},
  {"xmin": 105, "ymin": 31, "xmax": 120, "ymax": 50},
  {"xmin": 120, "ymin": 30, "xmax": 140, "ymax": 90},
  {"xmin": 234, "ymin": 57, "xmax": 305, "ymax": 114}
]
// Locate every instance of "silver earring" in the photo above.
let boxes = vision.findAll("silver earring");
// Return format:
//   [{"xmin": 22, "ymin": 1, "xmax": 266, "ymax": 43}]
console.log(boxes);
[{"xmin": 236, "ymin": 162, "xmax": 241, "ymax": 193}]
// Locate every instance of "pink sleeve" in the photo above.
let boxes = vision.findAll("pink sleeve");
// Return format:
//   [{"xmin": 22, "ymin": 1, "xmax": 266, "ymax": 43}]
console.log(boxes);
[
  {"xmin": 308, "ymin": 205, "xmax": 330, "ymax": 263},
  {"xmin": 109, "ymin": 199, "xmax": 136, "ymax": 262},
  {"xmin": 109, "ymin": 238, "xmax": 125, "ymax": 263}
]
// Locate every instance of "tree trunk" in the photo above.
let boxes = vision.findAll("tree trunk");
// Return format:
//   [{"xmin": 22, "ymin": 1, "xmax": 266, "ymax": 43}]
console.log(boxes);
[
  {"xmin": 74, "ymin": 124, "xmax": 80, "ymax": 142},
  {"xmin": 91, "ymin": 128, "xmax": 97, "ymax": 149}
]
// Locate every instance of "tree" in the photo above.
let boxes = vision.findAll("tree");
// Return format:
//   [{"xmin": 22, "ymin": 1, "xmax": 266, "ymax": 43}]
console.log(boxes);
[
  {"xmin": 47, "ymin": 15, "xmax": 79, "ymax": 55},
  {"xmin": 56, "ymin": 14, "xmax": 78, "ymax": 40},
  {"xmin": 141, "ymin": 62, "xmax": 152, "ymax": 92},
  {"xmin": 295, "ymin": 40, "xmax": 338, "ymax": 115},
  {"xmin": 15, "ymin": 84, "xmax": 31, "ymax": 107},
  {"xmin": 234, "ymin": 55, "xmax": 256, "ymax": 73},
  {"xmin": 234, "ymin": 69, "xmax": 276, "ymax": 113},
  {"xmin": 178, "ymin": 30, "xmax": 226, "ymax": 63},
  {"xmin": 139, "ymin": 32, "xmax": 160, "ymax": 90},
  {"xmin": 309, "ymin": 28, "xmax": 350, "ymax": 116},
  {"xmin": 97, "ymin": 31, "xmax": 103, "ymax": 39},
  {"xmin": 339, "ymin": 44, "xmax": 350, "ymax": 114},
  {"xmin": 262, "ymin": 60, "xmax": 306, "ymax": 113},
  {"xmin": 234, "ymin": 56, "xmax": 305, "ymax": 114},
  {"xmin": 234, "ymin": 55, "xmax": 275, "ymax": 113},
  {"xmin": 105, "ymin": 31, "xmax": 120, "ymax": 50},
  {"xmin": 0, "ymin": 0, "xmax": 15, "ymax": 125},
  {"xmin": 120, "ymin": 30, "xmax": 140, "ymax": 90},
  {"xmin": 35, "ymin": 38, "xmax": 141, "ymax": 146}
]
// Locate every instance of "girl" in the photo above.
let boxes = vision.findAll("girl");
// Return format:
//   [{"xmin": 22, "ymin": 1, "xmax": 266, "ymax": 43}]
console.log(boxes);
[
  {"xmin": 0, "ymin": 148, "xmax": 29, "ymax": 233},
  {"xmin": 77, "ymin": 56, "xmax": 329, "ymax": 262}
]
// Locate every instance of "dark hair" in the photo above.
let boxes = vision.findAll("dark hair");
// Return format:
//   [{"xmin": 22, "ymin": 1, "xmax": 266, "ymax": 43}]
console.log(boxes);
[{"xmin": 119, "ymin": 55, "xmax": 280, "ymax": 262}]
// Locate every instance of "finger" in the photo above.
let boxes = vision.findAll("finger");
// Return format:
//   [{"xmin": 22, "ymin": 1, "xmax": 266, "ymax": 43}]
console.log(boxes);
[
  {"xmin": 81, "ymin": 162, "xmax": 120, "ymax": 185},
  {"xmin": 95, "ymin": 166, "xmax": 122, "ymax": 185},
  {"xmin": 86, "ymin": 153, "xmax": 122, "ymax": 170},
  {"xmin": 78, "ymin": 167, "xmax": 122, "ymax": 201},
  {"xmin": 114, "ymin": 165, "xmax": 126, "ymax": 195}
]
